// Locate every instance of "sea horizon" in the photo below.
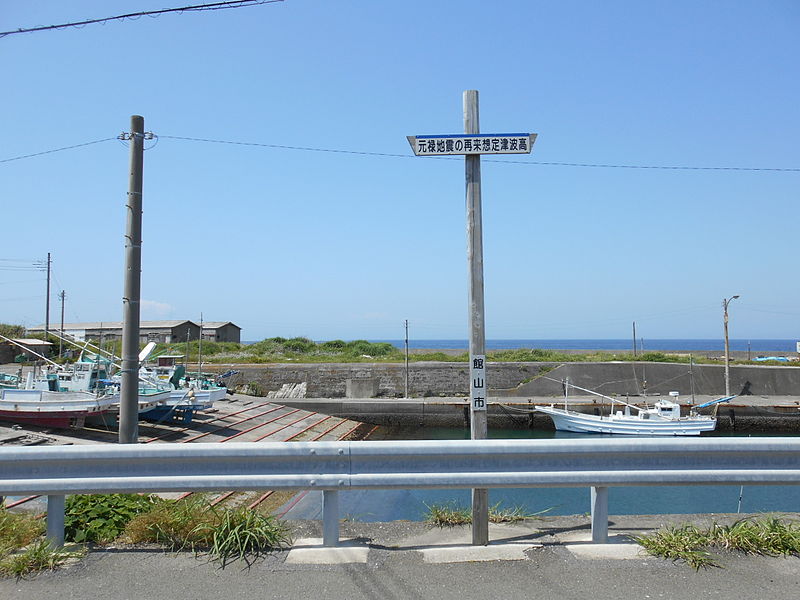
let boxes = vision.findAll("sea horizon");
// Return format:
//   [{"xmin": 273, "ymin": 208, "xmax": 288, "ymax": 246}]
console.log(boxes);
[{"xmin": 375, "ymin": 339, "xmax": 799, "ymax": 353}]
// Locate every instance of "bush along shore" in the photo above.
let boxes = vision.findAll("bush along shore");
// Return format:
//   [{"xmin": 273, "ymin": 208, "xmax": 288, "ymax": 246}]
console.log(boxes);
[{"xmin": 14, "ymin": 330, "xmax": 800, "ymax": 366}]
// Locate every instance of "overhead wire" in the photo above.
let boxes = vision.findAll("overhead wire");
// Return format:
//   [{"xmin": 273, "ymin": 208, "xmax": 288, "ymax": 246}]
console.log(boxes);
[
  {"xmin": 158, "ymin": 134, "xmax": 800, "ymax": 172},
  {"xmin": 0, "ymin": 138, "xmax": 116, "ymax": 164},
  {"xmin": 2, "ymin": 133, "xmax": 798, "ymax": 173},
  {"xmin": 0, "ymin": 1, "xmax": 284, "ymax": 38}
]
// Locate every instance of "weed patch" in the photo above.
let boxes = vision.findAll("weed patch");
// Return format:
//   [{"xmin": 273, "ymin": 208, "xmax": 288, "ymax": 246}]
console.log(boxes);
[
  {"xmin": 65, "ymin": 494, "xmax": 162, "ymax": 543},
  {"xmin": 634, "ymin": 516, "xmax": 800, "ymax": 569}
]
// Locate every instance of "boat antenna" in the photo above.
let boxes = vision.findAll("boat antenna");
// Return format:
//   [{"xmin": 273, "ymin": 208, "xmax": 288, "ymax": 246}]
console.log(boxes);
[{"xmin": 541, "ymin": 375, "xmax": 644, "ymax": 412}]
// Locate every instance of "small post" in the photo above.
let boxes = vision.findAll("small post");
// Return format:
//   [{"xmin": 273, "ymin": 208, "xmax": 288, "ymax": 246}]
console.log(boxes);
[
  {"xmin": 404, "ymin": 319, "xmax": 409, "ymax": 398},
  {"xmin": 322, "ymin": 490, "xmax": 340, "ymax": 547},
  {"xmin": 590, "ymin": 486, "xmax": 609, "ymax": 543},
  {"xmin": 120, "ymin": 115, "xmax": 145, "ymax": 444},
  {"xmin": 46, "ymin": 495, "xmax": 65, "ymax": 548}
]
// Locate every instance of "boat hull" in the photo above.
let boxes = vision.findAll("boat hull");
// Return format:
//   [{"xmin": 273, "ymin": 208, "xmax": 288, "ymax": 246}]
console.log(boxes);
[
  {"xmin": 0, "ymin": 389, "xmax": 116, "ymax": 429},
  {"xmin": 535, "ymin": 406, "xmax": 716, "ymax": 436}
]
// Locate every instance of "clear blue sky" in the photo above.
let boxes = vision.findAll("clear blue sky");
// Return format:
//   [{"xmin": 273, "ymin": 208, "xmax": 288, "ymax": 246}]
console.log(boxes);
[{"xmin": 2, "ymin": 1, "xmax": 798, "ymax": 341}]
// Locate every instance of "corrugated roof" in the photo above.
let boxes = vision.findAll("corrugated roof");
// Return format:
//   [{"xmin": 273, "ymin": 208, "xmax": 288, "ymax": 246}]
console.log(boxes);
[
  {"xmin": 202, "ymin": 321, "xmax": 240, "ymax": 329},
  {"xmin": 28, "ymin": 320, "xmax": 197, "ymax": 330},
  {"xmin": 8, "ymin": 338, "xmax": 52, "ymax": 346}
]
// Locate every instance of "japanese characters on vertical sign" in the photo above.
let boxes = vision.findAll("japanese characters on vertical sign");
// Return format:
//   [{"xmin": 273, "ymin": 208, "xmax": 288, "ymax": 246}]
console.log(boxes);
[
  {"xmin": 407, "ymin": 133, "xmax": 537, "ymax": 156},
  {"xmin": 470, "ymin": 354, "xmax": 487, "ymax": 412}
]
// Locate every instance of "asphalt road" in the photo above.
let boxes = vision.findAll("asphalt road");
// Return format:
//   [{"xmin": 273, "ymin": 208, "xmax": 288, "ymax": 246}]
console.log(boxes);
[{"xmin": 3, "ymin": 517, "xmax": 799, "ymax": 600}]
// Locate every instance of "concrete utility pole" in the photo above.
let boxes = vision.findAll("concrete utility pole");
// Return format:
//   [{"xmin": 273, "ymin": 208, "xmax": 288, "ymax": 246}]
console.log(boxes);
[
  {"xmin": 464, "ymin": 90, "xmax": 489, "ymax": 545},
  {"xmin": 723, "ymin": 295, "xmax": 740, "ymax": 397},
  {"xmin": 45, "ymin": 252, "xmax": 51, "ymax": 339},
  {"xmin": 58, "ymin": 291, "xmax": 65, "ymax": 357},
  {"xmin": 120, "ymin": 115, "xmax": 145, "ymax": 444}
]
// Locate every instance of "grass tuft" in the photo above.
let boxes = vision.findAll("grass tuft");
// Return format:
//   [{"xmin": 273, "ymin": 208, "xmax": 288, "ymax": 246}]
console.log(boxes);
[
  {"xmin": 0, "ymin": 540, "xmax": 84, "ymax": 579},
  {"xmin": 0, "ymin": 509, "xmax": 44, "ymax": 551},
  {"xmin": 634, "ymin": 515, "xmax": 800, "ymax": 570},
  {"xmin": 424, "ymin": 502, "xmax": 550, "ymax": 527},
  {"xmin": 124, "ymin": 496, "xmax": 291, "ymax": 566}
]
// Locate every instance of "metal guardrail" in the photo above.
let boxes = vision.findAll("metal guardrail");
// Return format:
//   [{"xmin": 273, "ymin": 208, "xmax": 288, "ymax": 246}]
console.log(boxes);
[{"xmin": 2, "ymin": 438, "xmax": 800, "ymax": 547}]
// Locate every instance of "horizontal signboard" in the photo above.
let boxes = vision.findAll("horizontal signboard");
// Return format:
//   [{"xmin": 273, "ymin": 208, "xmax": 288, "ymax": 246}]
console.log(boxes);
[{"xmin": 407, "ymin": 133, "xmax": 537, "ymax": 156}]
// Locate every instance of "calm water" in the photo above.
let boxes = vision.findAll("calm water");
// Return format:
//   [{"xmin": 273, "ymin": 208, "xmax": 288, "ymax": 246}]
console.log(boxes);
[
  {"xmin": 280, "ymin": 427, "xmax": 800, "ymax": 522},
  {"xmin": 374, "ymin": 339, "xmax": 797, "ymax": 353}
]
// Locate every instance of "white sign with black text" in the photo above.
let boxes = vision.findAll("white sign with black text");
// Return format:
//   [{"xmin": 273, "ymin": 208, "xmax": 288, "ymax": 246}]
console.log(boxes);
[
  {"xmin": 470, "ymin": 355, "xmax": 487, "ymax": 412},
  {"xmin": 407, "ymin": 133, "xmax": 537, "ymax": 156}
]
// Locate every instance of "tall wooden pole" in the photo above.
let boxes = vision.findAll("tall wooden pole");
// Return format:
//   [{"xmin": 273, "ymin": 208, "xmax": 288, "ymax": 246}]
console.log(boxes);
[
  {"xmin": 464, "ymin": 90, "xmax": 489, "ymax": 545},
  {"xmin": 120, "ymin": 115, "xmax": 144, "ymax": 444}
]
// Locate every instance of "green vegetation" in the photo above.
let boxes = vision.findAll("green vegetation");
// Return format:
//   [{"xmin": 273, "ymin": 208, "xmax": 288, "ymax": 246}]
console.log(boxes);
[
  {"xmin": 0, "ymin": 508, "xmax": 82, "ymax": 578},
  {"xmin": 133, "ymin": 337, "xmax": 800, "ymax": 367},
  {"xmin": 424, "ymin": 502, "xmax": 550, "ymax": 527},
  {"xmin": 124, "ymin": 495, "xmax": 290, "ymax": 566},
  {"xmin": 65, "ymin": 493, "xmax": 161, "ymax": 543},
  {"xmin": 1, "ymin": 495, "xmax": 291, "ymax": 576},
  {"xmin": 0, "ymin": 323, "xmax": 25, "ymax": 338},
  {"xmin": 0, "ymin": 540, "xmax": 84, "ymax": 579},
  {"xmin": 634, "ymin": 516, "xmax": 800, "ymax": 569},
  {"xmin": 8, "ymin": 322, "xmax": 798, "ymax": 367}
]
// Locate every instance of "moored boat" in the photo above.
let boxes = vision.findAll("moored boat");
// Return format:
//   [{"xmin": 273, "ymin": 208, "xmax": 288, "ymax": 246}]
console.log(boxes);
[{"xmin": 534, "ymin": 378, "xmax": 733, "ymax": 436}]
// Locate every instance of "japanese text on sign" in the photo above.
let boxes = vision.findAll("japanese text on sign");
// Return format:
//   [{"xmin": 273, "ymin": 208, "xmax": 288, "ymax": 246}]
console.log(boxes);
[
  {"xmin": 407, "ymin": 133, "xmax": 536, "ymax": 156},
  {"xmin": 470, "ymin": 354, "xmax": 487, "ymax": 412}
]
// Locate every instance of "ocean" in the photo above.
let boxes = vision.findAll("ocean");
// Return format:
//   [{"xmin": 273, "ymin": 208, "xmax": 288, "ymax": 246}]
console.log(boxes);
[{"xmin": 372, "ymin": 339, "xmax": 798, "ymax": 353}]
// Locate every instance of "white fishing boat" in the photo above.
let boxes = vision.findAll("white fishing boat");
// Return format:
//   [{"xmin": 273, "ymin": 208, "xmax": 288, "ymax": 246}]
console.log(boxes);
[
  {"xmin": 0, "ymin": 335, "xmax": 118, "ymax": 428},
  {"xmin": 534, "ymin": 379, "xmax": 733, "ymax": 436}
]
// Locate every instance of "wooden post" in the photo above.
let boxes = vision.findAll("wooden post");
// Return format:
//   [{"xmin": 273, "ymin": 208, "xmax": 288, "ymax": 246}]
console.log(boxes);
[{"xmin": 464, "ymin": 90, "xmax": 489, "ymax": 546}]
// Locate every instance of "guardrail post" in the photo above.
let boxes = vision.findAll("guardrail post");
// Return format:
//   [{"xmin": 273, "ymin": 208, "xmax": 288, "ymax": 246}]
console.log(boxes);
[
  {"xmin": 322, "ymin": 490, "xmax": 340, "ymax": 547},
  {"xmin": 46, "ymin": 495, "xmax": 66, "ymax": 548},
  {"xmin": 590, "ymin": 486, "xmax": 608, "ymax": 543}
]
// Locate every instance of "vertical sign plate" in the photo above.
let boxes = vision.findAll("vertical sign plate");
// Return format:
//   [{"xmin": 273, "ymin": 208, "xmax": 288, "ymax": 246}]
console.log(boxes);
[{"xmin": 471, "ymin": 355, "xmax": 487, "ymax": 411}]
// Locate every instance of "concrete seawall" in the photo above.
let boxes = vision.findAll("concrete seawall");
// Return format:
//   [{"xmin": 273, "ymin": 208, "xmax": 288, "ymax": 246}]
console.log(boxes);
[{"xmin": 211, "ymin": 361, "xmax": 800, "ymax": 399}]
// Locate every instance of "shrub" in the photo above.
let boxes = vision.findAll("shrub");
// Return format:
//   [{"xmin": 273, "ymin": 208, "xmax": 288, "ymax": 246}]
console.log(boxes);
[{"xmin": 65, "ymin": 494, "xmax": 161, "ymax": 543}]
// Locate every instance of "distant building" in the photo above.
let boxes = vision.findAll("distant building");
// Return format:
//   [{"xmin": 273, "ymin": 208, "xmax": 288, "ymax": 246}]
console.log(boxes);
[
  {"xmin": 0, "ymin": 338, "xmax": 53, "ymax": 362},
  {"xmin": 27, "ymin": 321, "xmax": 201, "ymax": 344},
  {"xmin": 201, "ymin": 322, "xmax": 242, "ymax": 343},
  {"xmin": 27, "ymin": 320, "xmax": 242, "ymax": 345}
]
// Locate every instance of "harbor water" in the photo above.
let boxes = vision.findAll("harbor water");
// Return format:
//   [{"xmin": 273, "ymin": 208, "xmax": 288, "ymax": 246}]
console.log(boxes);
[{"xmin": 280, "ymin": 426, "xmax": 800, "ymax": 522}]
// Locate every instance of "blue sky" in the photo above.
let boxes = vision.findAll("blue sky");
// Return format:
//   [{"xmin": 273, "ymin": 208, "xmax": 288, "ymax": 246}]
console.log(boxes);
[{"xmin": 1, "ymin": 1, "xmax": 798, "ymax": 341}]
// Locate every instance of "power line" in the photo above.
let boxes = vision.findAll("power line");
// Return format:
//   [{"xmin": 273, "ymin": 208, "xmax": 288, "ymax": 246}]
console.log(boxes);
[
  {"xmin": 0, "ymin": 1, "xmax": 284, "ymax": 38},
  {"xmin": 159, "ymin": 134, "xmax": 800, "ymax": 172},
  {"xmin": 0, "ymin": 138, "xmax": 115, "ymax": 164},
  {"xmin": 2, "ymin": 133, "xmax": 798, "ymax": 173}
]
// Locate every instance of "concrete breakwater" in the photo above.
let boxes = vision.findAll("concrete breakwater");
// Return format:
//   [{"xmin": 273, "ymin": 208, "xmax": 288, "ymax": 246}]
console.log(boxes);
[
  {"xmin": 204, "ymin": 361, "xmax": 800, "ymax": 430},
  {"xmin": 210, "ymin": 361, "xmax": 800, "ymax": 399}
]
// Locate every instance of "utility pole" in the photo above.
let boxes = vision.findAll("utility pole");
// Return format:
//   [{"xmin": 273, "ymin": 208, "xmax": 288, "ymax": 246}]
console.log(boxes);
[
  {"xmin": 45, "ymin": 252, "xmax": 51, "ymax": 339},
  {"xmin": 406, "ymin": 92, "xmax": 536, "ymax": 547},
  {"xmin": 463, "ymin": 90, "xmax": 489, "ymax": 545},
  {"xmin": 723, "ymin": 295, "xmax": 740, "ymax": 397},
  {"xmin": 198, "ymin": 312, "xmax": 203, "ymax": 380},
  {"xmin": 120, "ymin": 115, "xmax": 146, "ymax": 444},
  {"xmin": 58, "ymin": 291, "xmax": 65, "ymax": 357},
  {"xmin": 632, "ymin": 321, "xmax": 637, "ymax": 356},
  {"xmin": 404, "ymin": 319, "xmax": 409, "ymax": 398}
]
